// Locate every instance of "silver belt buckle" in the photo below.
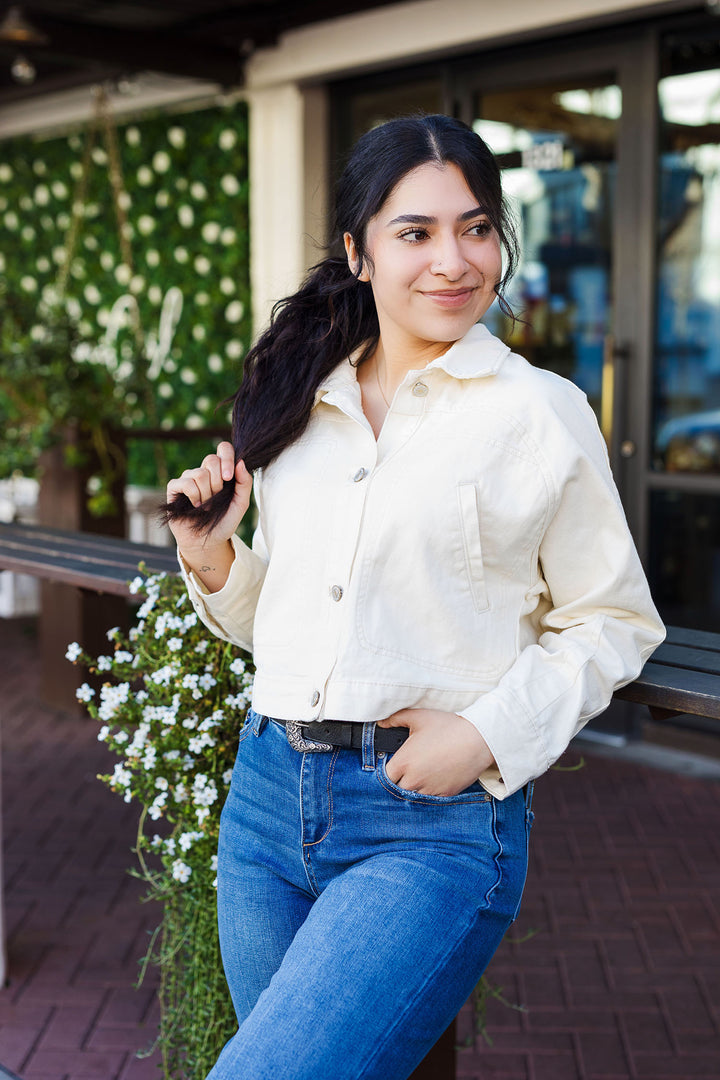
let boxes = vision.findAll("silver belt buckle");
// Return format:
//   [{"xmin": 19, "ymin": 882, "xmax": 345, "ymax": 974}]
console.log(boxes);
[{"xmin": 285, "ymin": 719, "xmax": 333, "ymax": 753}]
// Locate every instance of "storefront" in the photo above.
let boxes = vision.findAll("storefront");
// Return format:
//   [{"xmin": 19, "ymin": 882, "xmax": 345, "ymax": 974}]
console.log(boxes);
[{"xmin": 245, "ymin": 2, "xmax": 720, "ymax": 633}]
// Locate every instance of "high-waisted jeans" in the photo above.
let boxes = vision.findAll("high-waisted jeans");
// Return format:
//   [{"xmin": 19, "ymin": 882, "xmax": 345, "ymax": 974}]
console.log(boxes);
[{"xmin": 207, "ymin": 708, "xmax": 534, "ymax": 1080}]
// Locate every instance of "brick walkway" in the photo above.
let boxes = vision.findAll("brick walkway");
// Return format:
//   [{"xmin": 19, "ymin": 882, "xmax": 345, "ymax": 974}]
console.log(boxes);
[{"xmin": 1, "ymin": 615, "xmax": 719, "ymax": 1080}]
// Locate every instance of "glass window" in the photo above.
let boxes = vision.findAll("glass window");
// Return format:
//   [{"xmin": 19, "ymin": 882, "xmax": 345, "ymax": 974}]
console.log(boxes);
[{"xmin": 649, "ymin": 489, "xmax": 720, "ymax": 629}]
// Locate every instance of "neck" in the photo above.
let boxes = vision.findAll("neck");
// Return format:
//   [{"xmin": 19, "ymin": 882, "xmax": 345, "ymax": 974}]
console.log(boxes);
[{"xmin": 372, "ymin": 334, "xmax": 452, "ymax": 401}]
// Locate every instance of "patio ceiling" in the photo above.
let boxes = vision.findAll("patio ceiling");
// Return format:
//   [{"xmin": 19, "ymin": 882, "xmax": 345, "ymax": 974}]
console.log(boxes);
[{"xmin": 0, "ymin": 1, "xmax": 413, "ymax": 103}]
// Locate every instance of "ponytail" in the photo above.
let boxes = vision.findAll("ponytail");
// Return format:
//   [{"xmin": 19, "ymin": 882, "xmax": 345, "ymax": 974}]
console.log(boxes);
[{"xmin": 163, "ymin": 256, "xmax": 379, "ymax": 531}]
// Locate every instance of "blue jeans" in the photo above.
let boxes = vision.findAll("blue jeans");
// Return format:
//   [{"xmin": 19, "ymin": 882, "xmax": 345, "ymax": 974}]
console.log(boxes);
[{"xmin": 208, "ymin": 709, "xmax": 533, "ymax": 1080}]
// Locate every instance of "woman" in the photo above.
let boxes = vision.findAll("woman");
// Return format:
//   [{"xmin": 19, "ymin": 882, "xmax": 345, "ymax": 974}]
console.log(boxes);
[{"xmin": 166, "ymin": 114, "xmax": 665, "ymax": 1080}]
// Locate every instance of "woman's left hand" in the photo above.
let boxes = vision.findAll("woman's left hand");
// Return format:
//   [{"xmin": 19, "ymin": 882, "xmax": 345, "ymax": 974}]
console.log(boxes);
[{"xmin": 376, "ymin": 709, "xmax": 496, "ymax": 797}]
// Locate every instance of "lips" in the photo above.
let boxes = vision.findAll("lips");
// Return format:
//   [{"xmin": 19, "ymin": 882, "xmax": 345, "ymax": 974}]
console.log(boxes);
[{"xmin": 422, "ymin": 287, "xmax": 477, "ymax": 308}]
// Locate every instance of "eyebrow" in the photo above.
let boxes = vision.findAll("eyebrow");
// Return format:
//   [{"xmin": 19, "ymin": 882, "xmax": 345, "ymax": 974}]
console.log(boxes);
[{"xmin": 386, "ymin": 206, "xmax": 489, "ymax": 226}]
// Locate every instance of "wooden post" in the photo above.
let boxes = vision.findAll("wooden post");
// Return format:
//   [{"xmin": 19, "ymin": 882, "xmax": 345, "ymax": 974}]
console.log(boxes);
[{"xmin": 36, "ymin": 431, "xmax": 128, "ymax": 714}]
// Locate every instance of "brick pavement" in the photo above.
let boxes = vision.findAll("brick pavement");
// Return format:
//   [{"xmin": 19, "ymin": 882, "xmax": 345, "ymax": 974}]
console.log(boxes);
[{"xmin": 0, "ymin": 615, "xmax": 719, "ymax": 1080}]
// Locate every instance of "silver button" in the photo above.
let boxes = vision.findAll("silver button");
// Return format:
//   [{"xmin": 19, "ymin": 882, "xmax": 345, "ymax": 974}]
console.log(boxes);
[
  {"xmin": 353, "ymin": 468, "xmax": 368, "ymax": 482},
  {"xmin": 331, "ymin": 585, "xmax": 343, "ymax": 602},
  {"xmin": 412, "ymin": 382, "xmax": 429, "ymax": 397},
  {"xmin": 311, "ymin": 690, "xmax": 320, "ymax": 706}
]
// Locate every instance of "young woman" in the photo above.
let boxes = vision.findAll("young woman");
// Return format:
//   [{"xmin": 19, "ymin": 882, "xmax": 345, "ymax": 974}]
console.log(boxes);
[{"xmin": 165, "ymin": 114, "xmax": 665, "ymax": 1080}]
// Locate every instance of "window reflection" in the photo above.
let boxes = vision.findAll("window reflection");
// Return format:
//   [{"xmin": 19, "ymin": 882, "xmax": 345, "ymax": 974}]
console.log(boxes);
[
  {"xmin": 654, "ymin": 70, "xmax": 720, "ymax": 474},
  {"xmin": 649, "ymin": 490, "xmax": 720, "ymax": 630},
  {"xmin": 475, "ymin": 82, "xmax": 617, "ymax": 417}
]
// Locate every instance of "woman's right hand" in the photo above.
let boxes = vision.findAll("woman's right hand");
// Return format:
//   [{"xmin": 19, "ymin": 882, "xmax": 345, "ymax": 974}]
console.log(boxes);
[{"xmin": 166, "ymin": 441, "xmax": 253, "ymax": 590}]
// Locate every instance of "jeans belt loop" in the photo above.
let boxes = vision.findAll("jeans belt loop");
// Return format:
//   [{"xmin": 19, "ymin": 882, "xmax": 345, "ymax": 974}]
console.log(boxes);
[{"xmin": 361, "ymin": 721, "xmax": 376, "ymax": 771}]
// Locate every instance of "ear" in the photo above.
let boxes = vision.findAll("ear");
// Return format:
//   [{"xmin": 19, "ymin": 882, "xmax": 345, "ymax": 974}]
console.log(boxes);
[{"xmin": 343, "ymin": 232, "xmax": 370, "ymax": 282}]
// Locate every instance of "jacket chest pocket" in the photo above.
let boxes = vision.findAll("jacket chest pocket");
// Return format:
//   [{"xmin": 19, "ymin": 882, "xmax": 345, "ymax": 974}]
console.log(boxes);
[{"xmin": 457, "ymin": 482, "xmax": 489, "ymax": 613}]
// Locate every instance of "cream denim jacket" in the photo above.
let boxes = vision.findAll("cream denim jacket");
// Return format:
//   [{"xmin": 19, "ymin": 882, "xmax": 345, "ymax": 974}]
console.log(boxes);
[{"xmin": 179, "ymin": 323, "xmax": 665, "ymax": 798}]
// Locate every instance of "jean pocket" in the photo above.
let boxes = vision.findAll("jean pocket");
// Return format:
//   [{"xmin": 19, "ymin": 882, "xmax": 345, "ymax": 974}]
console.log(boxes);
[{"xmin": 375, "ymin": 757, "xmax": 492, "ymax": 805}]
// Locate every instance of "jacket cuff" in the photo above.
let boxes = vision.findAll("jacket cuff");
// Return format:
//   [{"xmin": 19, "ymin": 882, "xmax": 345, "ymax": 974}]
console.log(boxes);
[
  {"xmin": 457, "ymin": 692, "xmax": 549, "ymax": 799},
  {"xmin": 177, "ymin": 533, "xmax": 265, "ymax": 616}
]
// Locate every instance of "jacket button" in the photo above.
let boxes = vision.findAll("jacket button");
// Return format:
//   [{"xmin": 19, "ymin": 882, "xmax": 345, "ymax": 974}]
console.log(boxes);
[
  {"xmin": 412, "ymin": 381, "xmax": 429, "ymax": 397},
  {"xmin": 353, "ymin": 467, "xmax": 368, "ymax": 482},
  {"xmin": 331, "ymin": 585, "xmax": 343, "ymax": 602},
  {"xmin": 311, "ymin": 690, "xmax": 320, "ymax": 706}
]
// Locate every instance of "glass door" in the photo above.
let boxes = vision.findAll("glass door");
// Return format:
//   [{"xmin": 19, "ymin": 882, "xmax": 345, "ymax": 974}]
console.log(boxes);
[{"xmin": 474, "ymin": 78, "xmax": 619, "ymax": 425}]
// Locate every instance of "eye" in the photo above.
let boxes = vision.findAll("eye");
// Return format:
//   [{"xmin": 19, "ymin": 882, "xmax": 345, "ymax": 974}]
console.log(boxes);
[
  {"xmin": 397, "ymin": 227, "xmax": 429, "ymax": 243},
  {"xmin": 467, "ymin": 220, "xmax": 493, "ymax": 238}
]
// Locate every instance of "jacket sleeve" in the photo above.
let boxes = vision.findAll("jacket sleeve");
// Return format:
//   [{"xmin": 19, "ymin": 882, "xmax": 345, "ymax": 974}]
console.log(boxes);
[
  {"xmin": 177, "ymin": 478, "xmax": 269, "ymax": 654},
  {"xmin": 457, "ymin": 389, "xmax": 666, "ymax": 799}
]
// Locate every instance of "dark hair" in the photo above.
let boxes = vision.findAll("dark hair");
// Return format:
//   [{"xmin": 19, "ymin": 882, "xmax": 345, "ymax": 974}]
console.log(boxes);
[{"xmin": 165, "ymin": 113, "xmax": 518, "ymax": 530}]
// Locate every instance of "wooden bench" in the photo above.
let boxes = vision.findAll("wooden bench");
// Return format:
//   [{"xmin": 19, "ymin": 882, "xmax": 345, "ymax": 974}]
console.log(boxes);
[{"xmin": 1, "ymin": 520, "xmax": 719, "ymax": 1078}]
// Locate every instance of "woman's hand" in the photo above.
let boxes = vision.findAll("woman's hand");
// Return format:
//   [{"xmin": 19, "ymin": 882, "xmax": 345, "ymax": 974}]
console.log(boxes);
[
  {"xmin": 377, "ymin": 709, "xmax": 495, "ymax": 796},
  {"xmin": 166, "ymin": 441, "xmax": 253, "ymax": 592}
]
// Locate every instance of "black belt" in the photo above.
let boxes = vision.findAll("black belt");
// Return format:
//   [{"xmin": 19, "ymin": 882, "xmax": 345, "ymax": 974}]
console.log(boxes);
[{"xmin": 274, "ymin": 718, "xmax": 409, "ymax": 754}]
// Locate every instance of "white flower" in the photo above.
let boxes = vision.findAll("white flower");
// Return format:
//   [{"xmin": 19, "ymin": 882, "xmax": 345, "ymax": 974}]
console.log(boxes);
[
  {"xmin": 198, "ymin": 673, "xmax": 217, "ymax": 691},
  {"xmin": 171, "ymin": 859, "xmax": 192, "ymax": 883},
  {"xmin": 229, "ymin": 658, "xmax": 246, "ymax": 676},
  {"xmin": 149, "ymin": 664, "xmax": 178, "ymax": 687},
  {"xmin": 155, "ymin": 777, "xmax": 169, "ymax": 791},
  {"xmin": 194, "ymin": 640, "xmax": 210, "ymax": 654},
  {"xmin": 0, "ymin": 163, "xmax": 12, "ymax": 181},
  {"xmin": 111, "ymin": 763, "xmax": 132, "ymax": 789},
  {"xmin": 174, "ymin": 782, "xmax": 187, "ymax": 803},
  {"xmin": 143, "ymin": 746, "xmax": 158, "ymax": 770},
  {"xmin": 106, "ymin": 626, "xmax": 121, "ymax": 641},
  {"xmin": 167, "ymin": 637, "xmax": 183, "ymax": 652},
  {"xmin": 83, "ymin": 235, "xmax": 98, "ymax": 250},
  {"xmin": 130, "ymin": 274, "xmax": 145, "ymax": 295},
  {"xmin": 164, "ymin": 837, "xmax": 176, "ymax": 854},
  {"xmin": 168, "ymin": 126, "xmax": 186, "ymax": 148},
  {"xmin": 76, "ymin": 680, "xmax": 96, "ymax": 706},
  {"xmin": 21, "ymin": 225, "xmax": 36, "ymax": 242},
  {"xmin": 138, "ymin": 214, "xmax": 155, "ymax": 235},
  {"xmin": 225, "ymin": 300, "xmax": 244, "ymax": 324},
  {"xmin": 155, "ymin": 190, "xmax": 170, "ymax": 208},
  {"xmin": 51, "ymin": 181, "xmax": 68, "ymax": 199},
  {"xmin": 34, "ymin": 184, "xmax": 50, "ymax": 206},
  {"xmin": 91, "ymin": 146, "xmax": 108, "ymax": 166},
  {"xmin": 97, "ymin": 725, "xmax": 110, "ymax": 741},
  {"xmin": 192, "ymin": 325, "xmax": 206, "ymax": 342},
  {"xmin": 220, "ymin": 227, "xmax": 237, "ymax": 246},
  {"xmin": 208, "ymin": 354, "xmax": 223, "ymax": 373},
  {"xmin": 115, "ymin": 731, "xmax": 128, "ymax": 744},
  {"xmin": 125, "ymin": 126, "xmax": 141, "ymax": 146},
  {"xmin": 178, "ymin": 831, "xmax": 202, "ymax": 852},
  {"xmin": 174, "ymin": 246, "xmax": 189, "ymax": 264},
  {"xmin": 186, "ymin": 415, "xmax": 204, "ymax": 430},
  {"xmin": 194, "ymin": 255, "xmax": 211, "ymax": 275},
  {"xmin": 226, "ymin": 340, "xmax": 244, "ymax": 360},
  {"xmin": 153, "ymin": 151, "xmax": 171, "ymax": 173},
  {"xmin": 83, "ymin": 284, "xmax": 101, "ymax": 305},
  {"xmin": 115, "ymin": 651, "xmax": 134, "ymax": 663},
  {"xmin": 137, "ymin": 166, "xmax": 154, "ymax": 186},
  {"xmin": 194, "ymin": 291, "xmax": 210, "ymax": 306},
  {"xmin": 218, "ymin": 129, "xmax": 237, "ymax": 151},
  {"xmin": 20, "ymin": 276, "xmax": 37, "ymax": 293},
  {"xmin": 128, "ymin": 575, "xmax": 144, "ymax": 595},
  {"xmin": 66, "ymin": 641, "xmax": 82, "ymax": 661},
  {"xmin": 146, "ymin": 250, "xmax": 160, "ymax": 269},
  {"xmin": 100, "ymin": 251, "xmax": 114, "ymax": 271},
  {"xmin": 219, "ymin": 276, "xmax": 235, "ymax": 295},
  {"xmin": 190, "ymin": 182, "xmax": 207, "ymax": 200},
  {"xmin": 148, "ymin": 285, "xmax": 162, "ymax": 304},
  {"xmin": 97, "ymin": 655, "xmax": 113, "ymax": 671},
  {"xmin": 114, "ymin": 263, "xmax": 132, "ymax": 286},
  {"xmin": 179, "ymin": 367, "xmax": 197, "ymax": 385},
  {"xmin": 220, "ymin": 174, "xmax": 240, "ymax": 196},
  {"xmin": 158, "ymin": 382, "xmax": 173, "ymax": 399},
  {"xmin": 178, "ymin": 204, "xmax": 194, "ymax": 228},
  {"xmin": 201, "ymin": 221, "xmax": 220, "ymax": 243},
  {"xmin": 70, "ymin": 161, "xmax": 83, "ymax": 179},
  {"xmin": 98, "ymin": 682, "xmax": 131, "ymax": 721},
  {"xmin": 222, "ymin": 769, "xmax": 233, "ymax": 785}
]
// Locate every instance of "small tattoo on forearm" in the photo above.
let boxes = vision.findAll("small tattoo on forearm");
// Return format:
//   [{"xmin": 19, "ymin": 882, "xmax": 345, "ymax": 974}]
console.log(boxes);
[{"xmin": 200, "ymin": 565, "xmax": 215, "ymax": 573}]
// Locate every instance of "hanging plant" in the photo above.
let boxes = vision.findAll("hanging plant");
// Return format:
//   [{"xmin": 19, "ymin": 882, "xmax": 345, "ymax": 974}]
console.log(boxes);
[{"xmin": 68, "ymin": 566, "xmax": 254, "ymax": 1077}]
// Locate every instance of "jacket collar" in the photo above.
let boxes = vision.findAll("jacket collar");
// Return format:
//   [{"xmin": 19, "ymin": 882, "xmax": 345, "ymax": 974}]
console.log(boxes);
[{"xmin": 314, "ymin": 322, "xmax": 510, "ymax": 405}]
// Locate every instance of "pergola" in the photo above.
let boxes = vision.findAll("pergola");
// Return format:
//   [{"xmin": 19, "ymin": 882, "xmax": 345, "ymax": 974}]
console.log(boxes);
[{"xmin": 0, "ymin": 0, "xmax": 410, "ymax": 101}]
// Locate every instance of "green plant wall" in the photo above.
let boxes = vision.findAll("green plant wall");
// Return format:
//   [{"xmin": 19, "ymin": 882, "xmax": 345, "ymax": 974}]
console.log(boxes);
[{"xmin": 0, "ymin": 100, "xmax": 250, "ymax": 486}]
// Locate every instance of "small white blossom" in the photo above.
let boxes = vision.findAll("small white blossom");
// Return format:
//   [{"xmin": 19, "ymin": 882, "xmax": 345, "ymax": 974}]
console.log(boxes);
[
  {"xmin": 220, "ymin": 227, "xmax": 237, "ymax": 246},
  {"xmin": 66, "ymin": 642, "xmax": 82, "ymax": 661},
  {"xmin": 225, "ymin": 300, "xmax": 244, "ymax": 323},
  {"xmin": 171, "ymin": 859, "xmax": 192, "ymax": 883},
  {"xmin": 226, "ymin": 340, "xmax": 244, "ymax": 360},
  {"xmin": 222, "ymin": 769, "xmax": 233, "ymax": 785},
  {"xmin": 164, "ymin": 837, "xmax": 176, "ymax": 854},
  {"xmin": 137, "ymin": 166, "xmax": 153, "ymax": 186},
  {"xmin": 155, "ymin": 777, "xmax": 169, "ymax": 791},
  {"xmin": 167, "ymin": 637, "xmax": 183, "ymax": 652},
  {"xmin": 97, "ymin": 655, "xmax": 113, "ymax": 671},
  {"xmin": 201, "ymin": 221, "xmax": 220, "ymax": 243},
  {"xmin": 168, "ymin": 126, "xmax": 186, "ymax": 148},
  {"xmin": 115, "ymin": 651, "xmax": 134, "ymax": 664},
  {"xmin": 115, "ymin": 731, "xmax": 129, "ymax": 744},
  {"xmin": 153, "ymin": 151, "xmax": 171, "ymax": 173},
  {"xmin": 106, "ymin": 626, "xmax": 121, "ymax": 641},
  {"xmin": 194, "ymin": 640, "xmax": 210, "ymax": 654},
  {"xmin": 220, "ymin": 174, "xmax": 240, "ymax": 196},
  {"xmin": 125, "ymin": 126, "xmax": 141, "ymax": 146},
  {"xmin": 178, "ymin": 831, "xmax": 203, "ymax": 852},
  {"xmin": 219, "ymin": 276, "xmax": 235, "ymax": 295},
  {"xmin": 218, "ymin": 129, "xmax": 236, "ymax": 150},
  {"xmin": 76, "ymin": 683, "xmax": 95, "ymax": 702},
  {"xmin": 191, "ymin": 181, "xmax": 207, "ymax": 200},
  {"xmin": 229, "ymin": 658, "xmax": 247, "ymax": 676},
  {"xmin": 178, "ymin": 204, "xmax": 194, "ymax": 228},
  {"xmin": 97, "ymin": 725, "xmax": 110, "ymax": 741},
  {"xmin": 111, "ymin": 763, "xmax": 132, "ymax": 789}
]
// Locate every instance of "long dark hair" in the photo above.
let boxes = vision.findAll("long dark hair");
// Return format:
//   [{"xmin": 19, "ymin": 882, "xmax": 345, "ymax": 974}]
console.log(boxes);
[{"xmin": 166, "ymin": 113, "xmax": 518, "ymax": 530}]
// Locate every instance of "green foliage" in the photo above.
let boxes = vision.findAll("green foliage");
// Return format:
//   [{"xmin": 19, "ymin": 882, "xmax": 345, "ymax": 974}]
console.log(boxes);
[
  {"xmin": 0, "ymin": 101, "xmax": 251, "ymax": 487},
  {"xmin": 69, "ymin": 567, "xmax": 254, "ymax": 1077}
]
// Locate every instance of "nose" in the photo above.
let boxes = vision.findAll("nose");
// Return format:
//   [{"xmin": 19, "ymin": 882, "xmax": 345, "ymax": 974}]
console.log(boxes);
[{"xmin": 430, "ymin": 234, "xmax": 467, "ymax": 280}]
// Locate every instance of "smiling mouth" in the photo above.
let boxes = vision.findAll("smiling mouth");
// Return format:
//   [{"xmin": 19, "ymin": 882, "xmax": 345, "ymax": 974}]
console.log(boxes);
[{"xmin": 422, "ymin": 287, "xmax": 477, "ymax": 306}]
